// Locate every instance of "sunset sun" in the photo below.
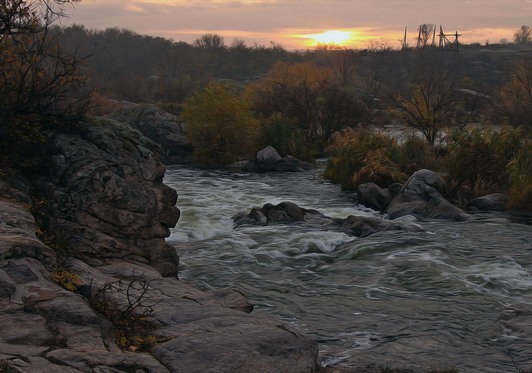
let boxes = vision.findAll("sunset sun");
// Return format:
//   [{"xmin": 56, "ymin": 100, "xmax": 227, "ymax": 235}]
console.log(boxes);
[{"xmin": 306, "ymin": 30, "xmax": 354, "ymax": 46}]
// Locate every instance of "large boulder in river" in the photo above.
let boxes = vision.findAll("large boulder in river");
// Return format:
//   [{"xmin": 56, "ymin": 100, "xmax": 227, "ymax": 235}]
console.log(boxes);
[
  {"xmin": 385, "ymin": 169, "xmax": 469, "ymax": 221},
  {"xmin": 244, "ymin": 146, "xmax": 313, "ymax": 173},
  {"xmin": 33, "ymin": 118, "xmax": 181, "ymax": 276},
  {"xmin": 105, "ymin": 104, "xmax": 193, "ymax": 164}
]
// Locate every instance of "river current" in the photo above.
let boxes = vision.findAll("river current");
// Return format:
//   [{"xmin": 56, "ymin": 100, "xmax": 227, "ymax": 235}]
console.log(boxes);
[{"xmin": 165, "ymin": 165, "xmax": 532, "ymax": 372}]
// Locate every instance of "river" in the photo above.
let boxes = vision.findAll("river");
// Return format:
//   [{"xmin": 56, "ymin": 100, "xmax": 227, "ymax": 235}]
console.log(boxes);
[{"xmin": 165, "ymin": 165, "xmax": 532, "ymax": 372}]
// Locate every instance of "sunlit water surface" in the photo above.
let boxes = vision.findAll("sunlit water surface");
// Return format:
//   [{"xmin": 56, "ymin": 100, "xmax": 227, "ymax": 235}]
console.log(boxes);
[{"xmin": 165, "ymin": 166, "xmax": 532, "ymax": 372}]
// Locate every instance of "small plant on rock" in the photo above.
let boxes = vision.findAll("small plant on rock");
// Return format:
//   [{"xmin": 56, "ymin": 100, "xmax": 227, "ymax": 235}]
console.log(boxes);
[
  {"xmin": 50, "ymin": 269, "xmax": 82, "ymax": 292},
  {"xmin": 89, "ymin": 276, "xmax": 169, "ymax": 352}
]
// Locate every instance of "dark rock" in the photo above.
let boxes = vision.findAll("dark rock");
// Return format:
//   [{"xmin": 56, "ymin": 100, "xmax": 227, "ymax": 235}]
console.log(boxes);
[
  {"xmin": 234, "ymin": 201, "xmax": 314, "ymax": 227},
  {"xmin": 33, "ymin": 119, "xmax": 181, "ymax": 277},
  {"xmin": 105, "ymin": 104, "xmax": 193, "ymax": 164},
  {"xmin": 389, "ymin": 182, "xmax": 403, "ymax": 195},
  {"xmin": 467, "ymin": 193, "xmax": 509, "ymax": 211},
  {"xmin": 235, "ymin": 201, "xmax": 423, "ymax": 238},
  {"xmin": 244, "ymin": 146, "xmax": 313, "ymax": 173},
  {"xmin": 357, "ymin": 182, "xmax": 393, "ymax": 211},
  {"xmin": 385, "ymin": 169, "xmax": 469, "ymax": 221}
]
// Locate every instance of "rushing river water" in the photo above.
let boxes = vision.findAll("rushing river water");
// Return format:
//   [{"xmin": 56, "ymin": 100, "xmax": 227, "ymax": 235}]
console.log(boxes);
[{"xmin": 165, "ymin": 165, "xmax": 532, "ymax": 373}]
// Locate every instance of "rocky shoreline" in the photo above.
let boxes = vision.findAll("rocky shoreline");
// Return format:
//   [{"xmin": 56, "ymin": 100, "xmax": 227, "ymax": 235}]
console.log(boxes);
[{"xmin": 0, "ymin": 116, "xmax": 320, "ymax": 372}]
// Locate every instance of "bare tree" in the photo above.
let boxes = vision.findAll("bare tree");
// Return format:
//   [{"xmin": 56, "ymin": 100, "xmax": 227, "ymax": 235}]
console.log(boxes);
[
  {"xmin": 491, "ymin": 57, "xmax": 532, "ymax": 126},
  {"xmin": 514, "ymin": 25, "xmax": 531, "ymax": 45},
  {"xmin": 193, "ymin": 33, "xmax": 225, "ymax": 49},
  {"xmin": 391, "ymin": 64, "xmax": 457, "ymax": 145}
]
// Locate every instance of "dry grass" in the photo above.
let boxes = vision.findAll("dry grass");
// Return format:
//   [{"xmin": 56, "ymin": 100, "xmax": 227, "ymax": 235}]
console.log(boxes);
[{"xmin": 324, "ymin": 126, "xmax": 531, "ymax": 210}]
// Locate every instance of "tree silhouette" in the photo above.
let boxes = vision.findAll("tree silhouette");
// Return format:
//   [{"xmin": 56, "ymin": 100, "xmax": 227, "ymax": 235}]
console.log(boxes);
[{"xmin": 514, "ymin": 25, "xmax": 531, "ymax": 45}]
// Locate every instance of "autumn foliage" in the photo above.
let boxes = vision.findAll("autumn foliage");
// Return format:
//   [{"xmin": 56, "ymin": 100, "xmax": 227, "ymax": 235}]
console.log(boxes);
[
  {"xmin": 245, "ymin": 61, "xmax": 369, "ymax": 159},
  {"xmin": 0, "ymin": 0, "xmax": 89, "ymax": 162},
  {"xmin": 181, "ymin": 81, "xmax": 260, "ymax": 167}
]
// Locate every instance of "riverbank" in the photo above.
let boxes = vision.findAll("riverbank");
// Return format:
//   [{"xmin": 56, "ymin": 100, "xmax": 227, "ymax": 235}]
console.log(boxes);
[{"xmin": 0, "ymin": 119, "xmax": 320, "ymax": 372}]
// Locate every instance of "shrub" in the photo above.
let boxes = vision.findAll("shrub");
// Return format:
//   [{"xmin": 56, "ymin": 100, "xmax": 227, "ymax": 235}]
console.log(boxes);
[
  {"xmin": 444, "ymin": 127, "xmax": 530, "ymax": 203},
  {"xmin": 50, "ymin": 269, "xmax": 82, "ymax": 292},
  {"xmin": 0, "ymin": 0, "xmax": 90, "ymax": 166},
  {"xmin": 182, "ymin": 81, "xmax": 260, "ymax": 167},
  {"xmin": 89, "ymin": 277, "xmax": 169, "ymax": 352},
  {"xmin": 324, "ymin": 128, "xmax": 409, "ymax": 190}
]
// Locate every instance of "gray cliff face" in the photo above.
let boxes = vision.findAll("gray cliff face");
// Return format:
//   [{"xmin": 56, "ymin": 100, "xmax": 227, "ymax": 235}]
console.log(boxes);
[
  {"xmin": 0, "ymin": 118, "xmax": 319, "ymax": 372},
  {"xmin": 36, "ymin": 118, "xmax": 181, "ymax": 276}
]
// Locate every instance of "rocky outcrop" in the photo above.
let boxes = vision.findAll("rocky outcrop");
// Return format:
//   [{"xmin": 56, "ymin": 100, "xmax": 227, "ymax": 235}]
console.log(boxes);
[
  {"xmin": 105, "ymin": 104, "xmax": 193, "ymax": 164},
  {"xmin": 234, "ymin": 201, "xmax": 422, "ymax": 237},
  {"xmin": 33, "ymin": 118, "xmax": 181, "ymax": 277},
  {"xmin": 0, "ymin": 119, "xmax": 320, "ymax": 372},
  {"xmin": 244, "ymin": 146, "xmax": 314, "ymax": 173},
  {"xmin": 385, "ymin": 169, "xmax": 469, "ymax": 221}
]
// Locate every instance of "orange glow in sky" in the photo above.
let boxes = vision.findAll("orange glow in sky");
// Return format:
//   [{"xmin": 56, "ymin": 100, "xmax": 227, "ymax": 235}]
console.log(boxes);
[
  {"xmin": 304, "ymin": 30, "xmax": 355, "ymax": 47},
  {"xmin": 66, "ymin": 0, "xmax": 532, "ymax": 50}
]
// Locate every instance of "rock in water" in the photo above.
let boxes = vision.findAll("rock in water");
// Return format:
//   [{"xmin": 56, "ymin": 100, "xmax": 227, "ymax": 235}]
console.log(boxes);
[
  {"xmin": 467, "ymin": 193, "xmax": 509, "ymax": 211},
  {"xmin": 385, "ymin": 169, "xmax": 469, "ymax": 221},
  {"xmin": 356, "ymin": 182, "xmax": 394, "ymax": 212},
  {"xmin": 244, "ymin": 146, "xmax": 313, "ymax": 173}
]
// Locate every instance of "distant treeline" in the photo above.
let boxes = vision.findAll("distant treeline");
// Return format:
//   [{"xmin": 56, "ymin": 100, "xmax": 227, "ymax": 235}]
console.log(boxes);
[{"xmin": 51, "ymin": 25, "xmax": 532, "ymax": 112}]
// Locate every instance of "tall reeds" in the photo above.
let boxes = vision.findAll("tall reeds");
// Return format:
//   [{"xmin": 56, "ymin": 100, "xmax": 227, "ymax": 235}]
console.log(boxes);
[{"xmin": 324, "ymin": 126, "xmax": 531, "ymax": 210}]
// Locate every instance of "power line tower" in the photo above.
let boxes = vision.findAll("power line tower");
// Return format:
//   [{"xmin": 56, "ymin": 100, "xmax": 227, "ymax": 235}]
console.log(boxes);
[
  {"xmin": 439, "ymin": 26, "xmax": 461, "ymax": 52},
  {"xmin": 416, "ymin": 24, "xmax": 437, "ymax": 48}
]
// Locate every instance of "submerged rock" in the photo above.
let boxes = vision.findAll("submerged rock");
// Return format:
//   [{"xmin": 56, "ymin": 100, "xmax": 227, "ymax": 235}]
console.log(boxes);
[{"xmin": 234, "ymin": 201, "xmax": 423, "ymax": 238}]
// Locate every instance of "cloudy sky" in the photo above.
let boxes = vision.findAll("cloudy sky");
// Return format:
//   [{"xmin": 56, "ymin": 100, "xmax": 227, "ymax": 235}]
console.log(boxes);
[{"xmin": 64, "ymin": 0, "xmax": 532, "ymax": 49}]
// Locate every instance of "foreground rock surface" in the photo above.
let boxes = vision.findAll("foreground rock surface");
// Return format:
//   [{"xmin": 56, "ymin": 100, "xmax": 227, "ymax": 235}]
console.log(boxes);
[{"xmin": 0, "ymin": 118, "xmax": 319, "ymax": 372}]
